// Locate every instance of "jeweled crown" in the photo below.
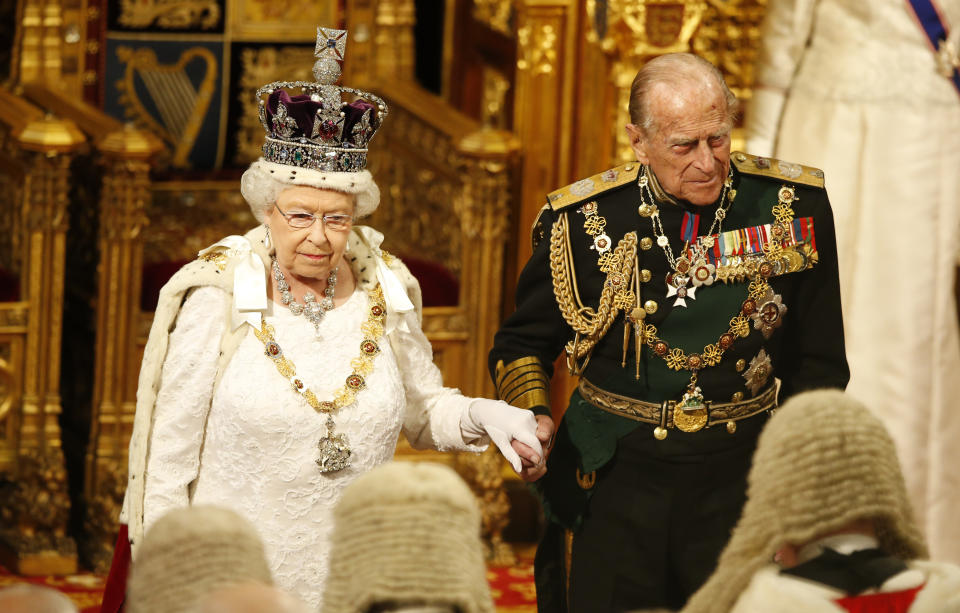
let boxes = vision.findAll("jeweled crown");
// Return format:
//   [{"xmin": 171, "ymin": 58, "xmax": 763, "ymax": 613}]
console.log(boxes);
[{"xmin": 256, "ymin": 27, "xmax": 387, "ymax": 173}]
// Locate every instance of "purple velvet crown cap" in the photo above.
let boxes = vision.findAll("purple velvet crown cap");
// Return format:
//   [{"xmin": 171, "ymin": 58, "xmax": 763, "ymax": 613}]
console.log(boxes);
[
  {"xmin": 265, "ymin": 90, "xmax": 378, "ymax": 149},
  {"xmin": 256, "ymin": 27, "xmax": 387, "ymax": 173}
]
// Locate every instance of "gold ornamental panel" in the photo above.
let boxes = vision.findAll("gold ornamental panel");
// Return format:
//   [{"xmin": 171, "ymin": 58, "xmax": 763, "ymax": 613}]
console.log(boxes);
[
  {"xmin": 517, "ymin": 22, "xmax": 558, "ymax": 76},
  {"xmin": 587, "ymin": 0, "xmax": 708, "ymax": 57},
  {"xmin": 586, "ymin": 0, "xmax": 768, "ymax": 162},
  {"xmin": 481, "ymin": 66, "xmax": 512, "ymax": 130},
  {"xmin": 0, "ymin": 167, "xmax": 24, "ymax": 279},
  {"xmin": 117, "ymin": 0, "xmax": 222, "ymax": 29},
  {"xmin": 0, "ymin": 336, "xmax": 23, "ymax": 427},
  {"xmin": 366, "ymin": 106, "xmax": 463, "ymax": 278},
  {"xmin": 693, "ymin": 0, "xmax": 768, "ymax": 102},
  {"xmin": 228, "ymin": 0, "xmax": 338, "ymax": 41},
  {"xmin": 146, "ymin": 182, "xmax": 255, "ymax": 264},
  {"xmin": 473, "ymin": 0, "xmax": 515, "ymax": 36},
  {"xmin": 234, "ymin": 45, "xmax": 315, "ymax": 166}
]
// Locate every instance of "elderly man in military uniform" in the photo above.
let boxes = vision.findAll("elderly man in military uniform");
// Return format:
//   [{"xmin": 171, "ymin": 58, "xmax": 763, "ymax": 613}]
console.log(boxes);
[{"xmin": 490, "ymin": 53, "xmax": 849, "ymax": 612}]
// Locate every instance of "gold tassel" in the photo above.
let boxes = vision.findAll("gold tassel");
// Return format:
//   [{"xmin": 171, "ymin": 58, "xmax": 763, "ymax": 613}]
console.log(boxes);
[
  {"xmin": 630, "ymin": 307, "xmax": 646, "ymax": 380},
  {"xmin": 634, "ymin": 321, "xmax": 644, "ymax": 380},
  {"xmin": 621, "ymin": 319, "xmax": 631, "ymax": 367}
]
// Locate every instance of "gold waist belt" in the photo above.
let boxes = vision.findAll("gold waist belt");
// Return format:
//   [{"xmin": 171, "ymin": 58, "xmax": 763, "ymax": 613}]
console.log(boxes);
[{"xmin": 578, "ymin": 377, "xmax": 777, "ymax": 436}]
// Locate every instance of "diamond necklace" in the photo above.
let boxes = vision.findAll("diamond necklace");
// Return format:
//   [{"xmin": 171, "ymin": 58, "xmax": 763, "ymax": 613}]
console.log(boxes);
[
  {"xmin": 272, "ymin": 257, "xmax": 337, "ymax": 336},
  {"xmin": 638, "ymin": 166, "xmax": 736, "ymax": 306}
]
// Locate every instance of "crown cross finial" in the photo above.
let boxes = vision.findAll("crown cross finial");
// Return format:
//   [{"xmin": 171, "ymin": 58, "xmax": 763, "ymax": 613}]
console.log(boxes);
[
  {"xmin": 313, "ymin": 28, "xmax": 347, "ymax": 84},
  {"xmin": 316, "ymin": 28, "xmax": 347, "ymax": 60}
]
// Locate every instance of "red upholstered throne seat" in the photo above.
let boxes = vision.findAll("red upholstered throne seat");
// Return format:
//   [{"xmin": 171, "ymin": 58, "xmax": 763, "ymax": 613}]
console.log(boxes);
[{"xmin": 141, "ymin": 254, "xmax": 458, "ymax": 312}]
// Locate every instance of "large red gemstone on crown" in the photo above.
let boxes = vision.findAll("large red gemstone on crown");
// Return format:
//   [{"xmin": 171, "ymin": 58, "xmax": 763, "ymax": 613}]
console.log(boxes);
[{"xmin": 319, "ymin": 119, "xmax": 338, "ymax": 141}]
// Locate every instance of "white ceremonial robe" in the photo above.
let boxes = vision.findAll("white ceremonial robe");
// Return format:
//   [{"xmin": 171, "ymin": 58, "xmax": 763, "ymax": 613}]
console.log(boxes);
[
  {"xmin": 745, "ymin": 0, "xmax": 960, "ymax": 563},
  {"xmin": 123, "ymin": 225, "xmax": 486, "ymax": 610}
]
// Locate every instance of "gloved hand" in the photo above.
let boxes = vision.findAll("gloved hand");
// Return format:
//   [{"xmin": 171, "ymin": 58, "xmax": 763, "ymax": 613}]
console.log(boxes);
[{"xmin": 461, "ymin": 399, "xmax": 543, "ymax": 473}]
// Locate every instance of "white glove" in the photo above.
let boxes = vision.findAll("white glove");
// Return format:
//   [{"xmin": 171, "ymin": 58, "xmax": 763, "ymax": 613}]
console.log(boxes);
[{"xmin": 461, "ymin": 399, "xmax": 543, "ymax": 473}]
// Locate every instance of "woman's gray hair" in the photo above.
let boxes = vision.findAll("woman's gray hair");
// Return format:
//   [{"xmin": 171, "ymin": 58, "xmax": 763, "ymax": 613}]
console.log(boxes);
[
  {"xmin": 240, "ymin": 159, "xmax": 380, "ymax": 223},
  {"xmin": 628, "ymin": 53, "xmax": 740, "ymax": 135}
]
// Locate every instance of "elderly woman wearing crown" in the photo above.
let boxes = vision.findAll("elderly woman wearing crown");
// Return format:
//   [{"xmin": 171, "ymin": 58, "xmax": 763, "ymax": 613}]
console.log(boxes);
[{"xmin": 107, "ymin": 28, "xmax": 544, "ymax": 612}]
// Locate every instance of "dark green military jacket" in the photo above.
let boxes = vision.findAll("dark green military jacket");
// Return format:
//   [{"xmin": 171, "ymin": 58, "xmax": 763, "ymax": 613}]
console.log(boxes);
[{"xmin": 489, "ymin": 152, "xmax": 849, "ymax": 529}]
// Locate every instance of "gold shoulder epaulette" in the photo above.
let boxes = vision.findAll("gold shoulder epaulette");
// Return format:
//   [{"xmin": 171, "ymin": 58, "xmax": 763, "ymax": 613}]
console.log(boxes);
[
  {"xmin": 547, "ymin": 162, "xmax": 641, "ymax": 211},
  {"xmin": 732, "ymin": 151, "xmax": 824, "ymax": 188}
]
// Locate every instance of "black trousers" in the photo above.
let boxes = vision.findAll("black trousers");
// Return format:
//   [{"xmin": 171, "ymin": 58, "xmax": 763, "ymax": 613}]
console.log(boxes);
[{"xmin": 535, "ymin": 411, "xmax": 768, "ymax": 613}]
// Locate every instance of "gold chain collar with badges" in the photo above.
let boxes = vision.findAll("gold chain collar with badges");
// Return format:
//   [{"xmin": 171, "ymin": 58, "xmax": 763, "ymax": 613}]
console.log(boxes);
[
  {"xmin": 551, "ymin": 179, "xmax": 800, "ymax": 436},
  {"xmin": 253, "ymin": 284, "xmax": 387, "ymax": 472}
]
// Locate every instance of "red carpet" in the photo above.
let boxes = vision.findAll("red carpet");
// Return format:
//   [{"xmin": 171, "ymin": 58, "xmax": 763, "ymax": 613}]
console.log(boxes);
[
  {"xmin": 487, "ymin": 558, "xmax": 538, "ymax": 612},
  {"xmin": 1, "ymin": 560, "xmax": 537, "ymax": 612}
]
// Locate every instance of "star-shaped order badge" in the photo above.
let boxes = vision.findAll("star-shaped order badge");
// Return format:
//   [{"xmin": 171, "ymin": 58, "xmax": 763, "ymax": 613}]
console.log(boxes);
[
  {"xmin": 750, "ymin": 286, "xmax": 787, "ymax": 338},
  {"xmin": 666, "ymin": 274, "xmax": 696, "ymax": 307},
  {"xmin": 743, "ymin": 349, "xmax": 773, "ymax": 396}
]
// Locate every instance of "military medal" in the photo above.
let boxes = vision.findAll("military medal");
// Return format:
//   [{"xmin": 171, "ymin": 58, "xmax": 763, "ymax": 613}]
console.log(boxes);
[
  {"xmin": 638, "ymin": 166, "xmax": 735, "ymax": 307},
  {"xmin": 689, "ymin": 259, "xmax": 716, "ymax": 287},
  {"xmin": 666, "ymin": 273, "xmax": 697, "ymax": 307}
]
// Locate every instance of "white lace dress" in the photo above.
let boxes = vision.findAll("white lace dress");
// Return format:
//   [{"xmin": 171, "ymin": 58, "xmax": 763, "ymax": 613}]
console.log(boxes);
[
  {"xmin": 746, "ymin": 0, "xmax": 960, "ymax": 563},
  {"xmin": 141, "ymin": 284, "xmax": 478, "ymax": 610}
]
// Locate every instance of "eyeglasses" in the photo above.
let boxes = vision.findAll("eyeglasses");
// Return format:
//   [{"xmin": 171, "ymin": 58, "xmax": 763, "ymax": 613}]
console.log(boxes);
[{"xmin": 275, "ymin": 205, "xmax": 353, "ymax": 231}]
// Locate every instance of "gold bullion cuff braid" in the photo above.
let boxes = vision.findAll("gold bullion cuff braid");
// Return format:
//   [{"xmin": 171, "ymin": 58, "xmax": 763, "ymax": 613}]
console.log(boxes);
[
  {"xmin": 578, "ymin": 377, "xmax": 777, "ymax": 430},
  {"xmin": 496, "ymin": 357, "xmax": 551, "ymax": 411}
]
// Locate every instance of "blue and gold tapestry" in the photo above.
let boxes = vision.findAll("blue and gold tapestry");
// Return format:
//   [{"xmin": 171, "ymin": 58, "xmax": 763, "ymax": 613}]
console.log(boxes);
[{"xmin": 99, "ymin": 0, "xmax": 338, "ymax": 170}]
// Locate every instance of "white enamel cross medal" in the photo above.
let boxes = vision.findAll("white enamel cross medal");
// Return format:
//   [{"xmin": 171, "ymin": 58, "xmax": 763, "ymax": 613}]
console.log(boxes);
[{"xmin": 666, "ymin": 274, "xmax": 697, "ymax": 307}]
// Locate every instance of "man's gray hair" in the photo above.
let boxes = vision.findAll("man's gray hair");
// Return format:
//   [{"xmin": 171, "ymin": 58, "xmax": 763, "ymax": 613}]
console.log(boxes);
[{"xmin": 628, "ymin": 53, "xmax": 740, "ymax": 134}]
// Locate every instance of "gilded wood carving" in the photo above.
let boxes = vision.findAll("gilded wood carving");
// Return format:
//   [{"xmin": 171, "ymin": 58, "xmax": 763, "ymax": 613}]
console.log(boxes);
[
  {"xmin": 117, "ymin": 0, "xmax": 221, "ymax": 29},
  {"xmin": 235, "ymin": 46, "xmax": 316, "ymax": 166}
]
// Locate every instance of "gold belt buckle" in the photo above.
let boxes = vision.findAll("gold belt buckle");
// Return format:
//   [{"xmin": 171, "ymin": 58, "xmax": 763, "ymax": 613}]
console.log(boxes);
[{"xmin": 672, "ymin": 387, "xmax": 708, "ymax": 433}]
